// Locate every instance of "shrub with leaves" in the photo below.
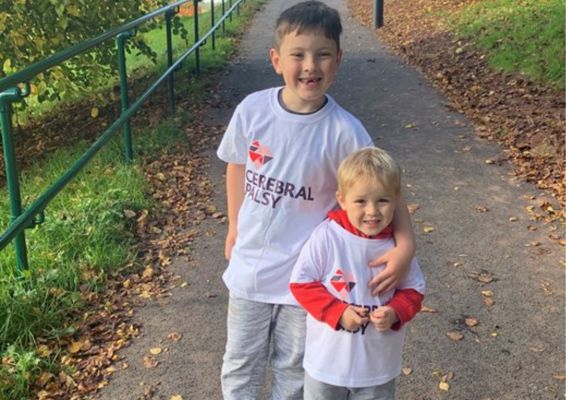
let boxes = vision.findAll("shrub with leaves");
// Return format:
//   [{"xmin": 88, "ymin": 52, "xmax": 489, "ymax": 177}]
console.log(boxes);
[{"xmin": 0, "ymin": 0, "xmax": 188, "ymax": 103}]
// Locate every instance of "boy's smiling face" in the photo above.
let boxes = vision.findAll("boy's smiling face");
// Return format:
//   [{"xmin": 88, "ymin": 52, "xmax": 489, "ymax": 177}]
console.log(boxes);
[
  {"xmin": 337, "ymin": 177, "xmax": 397, "ymax": 237},
  {"xmin": 270, "ymin": 30, "xmax": 342, "ymax": 114}
]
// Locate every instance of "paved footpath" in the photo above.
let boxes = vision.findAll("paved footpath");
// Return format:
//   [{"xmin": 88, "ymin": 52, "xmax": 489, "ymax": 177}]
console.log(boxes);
[{"xmin": 95, "ymin": 1, "xmax": 565, "ymax": 399}]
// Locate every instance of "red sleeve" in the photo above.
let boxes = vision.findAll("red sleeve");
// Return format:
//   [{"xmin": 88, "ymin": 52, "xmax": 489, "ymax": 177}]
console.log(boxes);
[
  {"xmin": 290, "ymin": 282, "xmax": 349, "ymax": 330},
  {"xmin": 387, "ymin": 288, "xmax": 424, "ymax": 331}
]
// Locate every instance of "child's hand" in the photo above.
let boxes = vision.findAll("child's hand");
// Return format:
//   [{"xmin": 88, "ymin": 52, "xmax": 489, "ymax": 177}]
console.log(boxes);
[
  {"xmin": 339, "ymin": 306, "xmax": 369, "ymax": 331},
  {"xmin": 368, "ymin": 246, "xmax": 410, "ymax": 296},
  {"xmin": 224, "ymin": 229, "xmax": 237, "ymax": 260},
  {"xmin": 370, "ymin": 306, "xmax": 399, "ymax": 332}
]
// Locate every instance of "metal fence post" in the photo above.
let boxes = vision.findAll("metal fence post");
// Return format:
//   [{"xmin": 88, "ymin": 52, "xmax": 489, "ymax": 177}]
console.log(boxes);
[
  {"xmin": 229, "ymin": 0, "xmax": 233, "ymax": 22},
  {"xmin": 211, "ymin": 0, "xmax": 216, "ymax": 50},
  {"xmin": 373, "ymin": 0, "xmax": 383, "ymax": 28},
  {"xmin": 194, "ymin": 0, "xmax": 200, "ymax": 74},
  {"xmin": 166, "ymin": 10, "xmax": 176, "ymax": 114},
  {"xmin": 116, "ymin": 32, "xmax": 134, "ymax": 163},
  {"xmin": 221, "ymin": 0, "xmax": 226, "ymax": 33},
  {"xmin": 0, "ymin": 86, "xmax": 30, "ymax": 272}
]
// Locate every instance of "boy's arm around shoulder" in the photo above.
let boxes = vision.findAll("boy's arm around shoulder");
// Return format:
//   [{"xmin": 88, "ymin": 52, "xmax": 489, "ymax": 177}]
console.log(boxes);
[
  {"xmin": 369, "ymin": 196, "xmax": 416, "ymax": 295},
  {"xmin": 289, "ymin": 222, "xmax": 349, "ymax": 330}
]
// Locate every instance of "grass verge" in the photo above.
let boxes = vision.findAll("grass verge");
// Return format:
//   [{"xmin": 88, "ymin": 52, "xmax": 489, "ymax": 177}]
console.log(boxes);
[
  {"xmin": 0, "ymin": 1, "xmax": 265, "ymax": 398},
  {"xmin": 451, "ymin": 0, "xmax": 565, "ymax": 90}
]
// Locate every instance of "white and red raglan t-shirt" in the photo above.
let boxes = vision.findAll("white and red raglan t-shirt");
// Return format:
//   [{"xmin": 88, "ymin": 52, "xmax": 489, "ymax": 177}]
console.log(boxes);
[
  {"xmin": 289, "ymin": 214, "xmax": 426, "ymax": 387},
  {"xmin": 217, "ymin": 87, "xmax": 373, "ymax": 305}
]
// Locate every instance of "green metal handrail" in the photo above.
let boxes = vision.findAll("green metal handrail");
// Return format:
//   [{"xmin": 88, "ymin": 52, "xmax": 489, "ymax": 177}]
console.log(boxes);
[{"xmin": 0, "ymin": 0, "xmax": 247, "ymax": 272}]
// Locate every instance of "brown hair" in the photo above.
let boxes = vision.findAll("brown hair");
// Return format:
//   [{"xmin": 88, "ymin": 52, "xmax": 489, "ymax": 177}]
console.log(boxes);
[{"xmin": 274, "ymin": 1, "xmax": 342, "ymax": 50}]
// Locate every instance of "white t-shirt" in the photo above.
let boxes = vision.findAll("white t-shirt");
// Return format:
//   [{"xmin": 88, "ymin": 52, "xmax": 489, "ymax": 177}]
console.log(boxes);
[
  {"xmin": 290, "ymin": 219, "xmax": 426, "ymax": 387},
  {"xmin": 217, "ymin": 87, "xmax": 373, "ymax": 304}
]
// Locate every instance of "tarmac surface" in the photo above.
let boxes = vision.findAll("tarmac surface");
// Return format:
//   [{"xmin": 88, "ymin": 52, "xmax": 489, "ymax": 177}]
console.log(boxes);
[{"xmin": 95, "ymin": 0, "xmax": 565, "ymax": 399}]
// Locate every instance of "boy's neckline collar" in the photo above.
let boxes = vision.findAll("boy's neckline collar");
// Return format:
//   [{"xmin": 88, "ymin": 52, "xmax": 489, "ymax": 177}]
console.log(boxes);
[{"xmin": 277, "ymin": 88, "xmax": 328, "ymax": 115}]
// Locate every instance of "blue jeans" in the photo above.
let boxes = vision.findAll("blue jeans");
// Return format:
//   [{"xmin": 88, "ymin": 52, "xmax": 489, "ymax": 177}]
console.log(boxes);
[
  {"xmin": 221, "ymin": 294, "xmax": 307, "ymax": 400},
  {"xmin": 304, "ymin": 373, "xmax": 396, "ymax": 400}
]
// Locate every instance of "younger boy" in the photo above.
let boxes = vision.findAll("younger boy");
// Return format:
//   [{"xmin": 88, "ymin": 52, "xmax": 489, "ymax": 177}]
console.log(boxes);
[
  {"xmin": 290, "ymin": 147, "xmax": 426, "ymax": 400},
  {"xmin": 216, "ymin": 2, "xmax": 416, "ymax": 398}
]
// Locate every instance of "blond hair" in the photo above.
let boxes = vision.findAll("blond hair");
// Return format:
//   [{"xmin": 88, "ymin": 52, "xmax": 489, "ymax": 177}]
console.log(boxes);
[{"xmin": 337, "ymin": 147, "xmax": 401, "ymax": 195}]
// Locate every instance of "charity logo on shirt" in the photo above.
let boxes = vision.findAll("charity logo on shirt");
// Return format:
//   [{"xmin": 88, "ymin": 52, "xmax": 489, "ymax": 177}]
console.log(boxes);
[
  {"xmin": 244, "ymin": 139, "xmax": 314, "ymax": 209},
  {"xmin": 329, "ymin": 267, "xmax": 378, "ymax": 335},
  {"xmin": 248, "ymin": 140, "xmax": 273, "ymax": 168},
  {"xmin": 330, "ymin": 268, "xmax": 356, "ymax": 300}
]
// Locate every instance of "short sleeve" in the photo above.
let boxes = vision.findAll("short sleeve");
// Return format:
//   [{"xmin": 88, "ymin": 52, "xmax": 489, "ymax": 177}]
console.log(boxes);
[{"xmin": 217, "ymin": 103, "xmax": 248, "ymax": 164}]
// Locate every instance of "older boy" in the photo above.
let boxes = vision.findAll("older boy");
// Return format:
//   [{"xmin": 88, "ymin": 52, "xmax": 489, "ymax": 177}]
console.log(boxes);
[
  {"xmin": 290, "ymin": 147, "xmax": 426, "ymax": 400},
  {"xmin": 217, "ymin": 2, "xmax": 416, "ymax": 398}
]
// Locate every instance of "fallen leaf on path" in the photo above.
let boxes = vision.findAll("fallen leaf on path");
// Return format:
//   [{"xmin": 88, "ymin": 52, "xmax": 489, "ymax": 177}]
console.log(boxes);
[
  {"xmin": 167, "ymin": 332, "xmax": 182, "ymax": 341},
  {"xmin": 484, "ymin": 298, "xmax": 495, "ymax": 307},
  {"xmin": 465, "ymin": 317, "xmax": 478, "ymax": 327},
  {"xmin": 439, "ymin": 381, "xmax": 450, "ymax": 391},
  {"xmin": 443, "ymin": 371, "xmax": 454, "ymax": 381},
  {"xmin": 149, "ymin": 347, "xmax": 162, "ymax": 355},
  {"xmin": 171, "ymin": 395, "xmax": 184, "ymax": 400},
  {"xmin": 468, "ymin": 270, "xmax": 494, "ymax": 284},
  {"xmin": 423, "ymin": 226, "xmax": 435, "ymax": 233},
  {"xmin": 541, "ymin": 282, "xmax": 553, "ymax": 296},
  {"xmin": 525, "ymin": 241, "xmax": 541, "ymax": 247},
  {"xmin": 447, "ymin": 331, "xmax": 464, "ymax": 341},
  {"xmin": 481, "ymin": 290, "xmax": 493, "ymax": 297},
  {"xmin": 421, "ymin": 306, "xmax": 437, "ymax": 313},
  {"xmin": 143, "ymin": 356, "xmax": 159, "ymax": 368},
  {"xmin": 474, "ymin": 205, "xmax": 489, "ymax": 213},
  {"xmin": 407, "ymin": 203, "xmax": 420, "ymax": 214},
  {"xmin": 509, "ymin": 216, "xmax": 518, "ymax": 222},
  {"xmin": 553, "ymin": 374, "xmax": 566, "ymax": 381}
]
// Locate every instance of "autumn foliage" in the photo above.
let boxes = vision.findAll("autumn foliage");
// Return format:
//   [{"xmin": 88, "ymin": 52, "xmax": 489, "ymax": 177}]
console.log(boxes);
[{"xmin": 0, "ymin": 0, "xmax": 173, "ymax": 102}]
